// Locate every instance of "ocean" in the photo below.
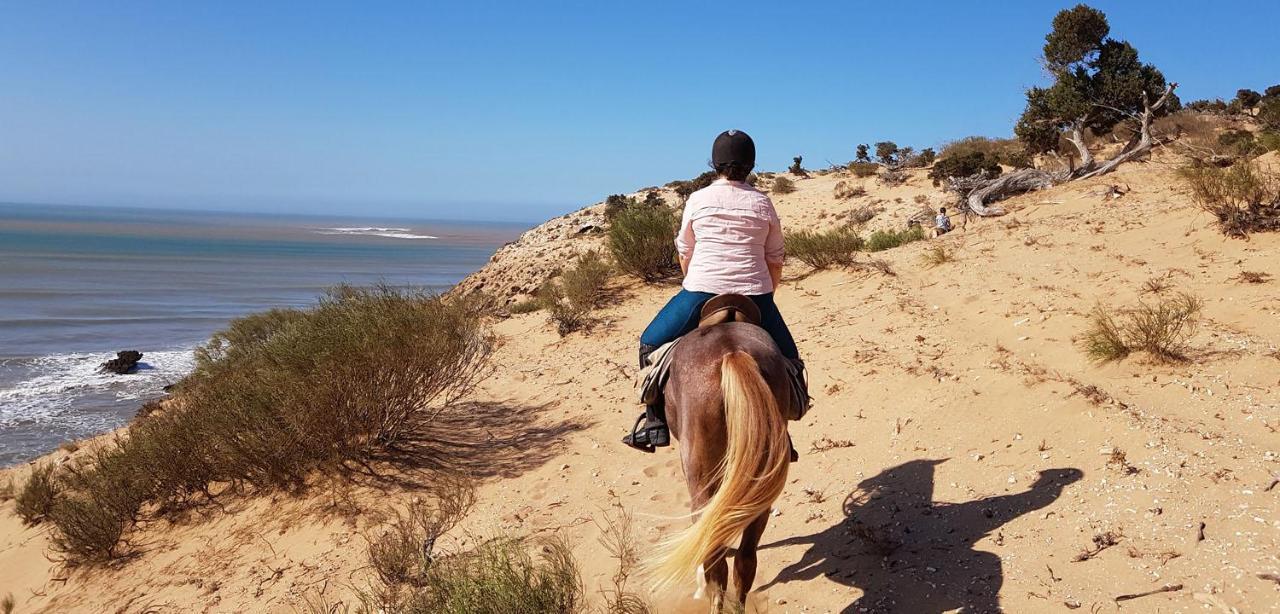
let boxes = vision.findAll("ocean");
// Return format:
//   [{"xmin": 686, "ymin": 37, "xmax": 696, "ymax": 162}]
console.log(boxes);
[{"xmin": 0, "ymin": 203, "xmax": 526, "ymax": 466}]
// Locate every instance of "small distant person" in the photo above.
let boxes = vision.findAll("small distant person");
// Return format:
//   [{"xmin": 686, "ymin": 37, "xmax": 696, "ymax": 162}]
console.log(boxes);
[{"xmin": 934, "ymin": 207, "xmax": 952, "ymax": 237}]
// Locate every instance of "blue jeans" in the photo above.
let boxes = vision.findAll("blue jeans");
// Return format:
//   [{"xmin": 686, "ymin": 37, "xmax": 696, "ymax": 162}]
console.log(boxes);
[{"xmin": 640, "ymin": 289, "xmax": 800, "ymax": 363}]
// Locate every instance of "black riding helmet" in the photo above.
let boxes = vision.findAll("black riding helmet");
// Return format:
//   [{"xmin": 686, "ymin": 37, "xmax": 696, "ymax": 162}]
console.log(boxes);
[{"xmin": 712, "ymin": 130, "xmax": 755, "ymax": 169}]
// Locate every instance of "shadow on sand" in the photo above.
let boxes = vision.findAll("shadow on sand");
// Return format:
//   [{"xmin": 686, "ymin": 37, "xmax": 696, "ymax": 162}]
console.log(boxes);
[
  {"xmin": 355, "ymin": 400, "xmax": 590, "ymax": 487},
  {"xmin": 761, "ymin": 459, "xmax": 1083, "ymax": 613}
]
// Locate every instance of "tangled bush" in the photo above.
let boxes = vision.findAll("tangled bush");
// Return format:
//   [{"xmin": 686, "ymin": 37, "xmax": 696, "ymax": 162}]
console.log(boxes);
[
  {"xmin": 667, "ymin": 171, "xmax": 718, "ymax": 203},
  {"xmin": 1179, "ymin": 160, "xmax": 1280, "ymax": 237},
  {"xmin": 771, "ymin": 176, "xmax": 796, "ymax": 194},
  {"xmin": 1083, "ymin": 293, "xmax": 1203, "ymax": 363},
  {"xmin": 15, "ymin": 463, "xmax": 58, "ymax": 525},
  {"xmin": 542, "ymin": 250, "xmax": 612, "ymax": 336},
  {"xmin": 833, "ymin": 180, "xmax": 866, "ymax": 200},
  {"xmin": 784, "ymin": 227, "xmax": 864, "ymax": 269},
  {"xmin": 928, "ymin": 152, "xmax": 1003, "ymax": 186}
]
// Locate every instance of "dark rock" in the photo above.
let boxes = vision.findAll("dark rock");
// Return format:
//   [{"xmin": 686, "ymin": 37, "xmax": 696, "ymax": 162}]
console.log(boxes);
[{"xmin": 100, "ymin": 350, "xmax": 143, "ymax": 374}]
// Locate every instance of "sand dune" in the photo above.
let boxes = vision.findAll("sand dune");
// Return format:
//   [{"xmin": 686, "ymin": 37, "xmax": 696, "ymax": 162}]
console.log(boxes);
[{"xmin": 2, "ymin": 153, "xmax": 1277, "ymax": 613}]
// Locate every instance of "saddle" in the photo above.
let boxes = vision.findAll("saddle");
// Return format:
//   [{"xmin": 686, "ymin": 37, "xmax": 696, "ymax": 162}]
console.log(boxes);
[{"xmin": 639, "ymin": 294, "xmax": 810, "ymax": 420}]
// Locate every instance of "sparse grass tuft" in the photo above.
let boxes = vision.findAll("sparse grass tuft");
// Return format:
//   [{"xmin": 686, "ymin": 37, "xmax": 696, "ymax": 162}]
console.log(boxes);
[
  {"xmin": 15, "ymin": 463, "xmax": 58, "ymax": 525},
  {"xmin": 921, "ymin": 246, "xmax": 954, "ymax": 268},
  {"xmin": 397, "ymin": 537, "xmax": 584, "ymax": 614},
  {"xmin": 1179, "ymin": 160, "xmax": 1280, "ymax": 237},
  {"xmin": 1082, "ymin": 305, "xmax": 1130, "ymax": 363},
  {"xmin": 596, "ymin": 508, "xmax": 653, "ymax": 614},
  {"xmin": 607, "ymin": 204, "xmax": 679, "ymax": 282},
  {"xmin": 1141, "ymin": 276, "xmax": 1170, "ymax": 294},
  {"xmin": 1082, "ymin": 293, "xmax": 1203, "ymax": 363},
  {"xmin": 865, "ymin": 226, "xmax": 926, "ymax": 252},
  {"xmin": 784, "ymin": 227, "xmax": 864, "ymax": 270}
]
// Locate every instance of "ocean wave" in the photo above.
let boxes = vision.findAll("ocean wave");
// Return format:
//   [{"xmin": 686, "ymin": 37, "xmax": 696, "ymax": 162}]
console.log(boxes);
[
  {"xmin": 0, "ymin": 349, "xmax": 196, "ymax": 426},
  {"xmin": 314, "ymin": 227, "xmax": 439, "ymax": 240}
]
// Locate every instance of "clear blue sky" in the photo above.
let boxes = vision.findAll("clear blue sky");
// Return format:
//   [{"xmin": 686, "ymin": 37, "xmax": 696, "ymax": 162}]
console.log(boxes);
[{"xmin": 1, "ymin": 1, "xmax": 1276, "ymax": 222}]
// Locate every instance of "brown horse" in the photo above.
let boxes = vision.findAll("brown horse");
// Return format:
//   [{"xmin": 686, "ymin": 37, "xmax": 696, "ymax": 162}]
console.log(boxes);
[{"xmin": 649, "ymin": 321, "xmax": 793, "ymax": 610}]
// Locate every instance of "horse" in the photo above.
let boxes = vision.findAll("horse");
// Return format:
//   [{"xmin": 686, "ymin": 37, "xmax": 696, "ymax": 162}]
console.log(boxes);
[{"xmin": 648, "ymin": 320, "xmax": 794, "ymax": 611}]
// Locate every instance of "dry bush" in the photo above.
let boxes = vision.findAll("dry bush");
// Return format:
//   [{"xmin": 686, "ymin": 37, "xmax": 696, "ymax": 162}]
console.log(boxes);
[
  {"xmin": 784, "ymin": 227, "xmax": 864, "ymax": 269},
  {"xmin": 921, "ymin": 246, "xmax": 954, "ymax": 267},
  {"xmin": 369, "ymin": 483, "xmax": 475, "ymax": 588},
  {"xmin": 771, "ymin": 176, "xmax": 796, "ymax": 194},
  {"xmin": 1236, "ymin": 270, "xmax": 1271, "ymax": 284},
  {"xmin": 607, "ymin": 204, "xmax": 679, "ymax": 282},
  {"xmin": 1179, "ymin": 160, "xmax": 1280, "ymax": 237},
  {"xmin": 844, "ymin": 206, "xmax": 878, "ymax": 225},
  {"xmin": 878, "ymin": 168, "xmax": 907, "ymax": 186},
  {"xmin": 559, "ymin": 250, "xmax": 611, "ymax": 310},
  {"xmin": 865, "ymin": 226, "xmax": 925, "ymax": 252},
  {"xmin": 192, "ymin": 307, "xmax": 305, "ymax": 375},
  {"xmin": 1153, "ymin": 110, "xmax": 1220, "ymax": 150},
  {"xmin": 1083, "ymin": 293, "xmax": 1203, "ymax": 363},
  {"xmin": 543, "ymin": 251, "xmax": 612, "ymax": 336},
  {"xmin": 15, "ymin": 463, "xmax": 58, "ymax": 525},
  {"xmin": 848, "ymin": 162, "xmax": 879, "ymax": 178},
  {"xmin": 833, "ymin": 180, "xmax": 866, "ymax": 200},
  {"xmin": 1083, "ymin": 305, "xmax": 1130, "ymax": 362},
  {"xmin": 509, "ymin": 298, "xmax": 545, "ymax": 314},
  {"xmin": 1141, "ymin": 276, "xmax": 1170, "ymax": 294},
  {"xmin": 0, "ymin": 476, "xmax": 13, "ymax": 502},
  {"xmin": 596, "ymin": 508, "xmax": 652, "ymax": 614}
]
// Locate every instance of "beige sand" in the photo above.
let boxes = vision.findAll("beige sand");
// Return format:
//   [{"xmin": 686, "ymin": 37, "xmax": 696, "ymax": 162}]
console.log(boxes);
[{"xmin": 2, "ymin": 154, "xmax": 1277, "ymax": 613}]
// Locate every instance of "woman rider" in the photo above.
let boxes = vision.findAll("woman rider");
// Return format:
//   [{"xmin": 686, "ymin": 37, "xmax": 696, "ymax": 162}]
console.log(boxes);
[{"xmin": 623, "ymin": 129, "xmax": 806, "ymax": 452}]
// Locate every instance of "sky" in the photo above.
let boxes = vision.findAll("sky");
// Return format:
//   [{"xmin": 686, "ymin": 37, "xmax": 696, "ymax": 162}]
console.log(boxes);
[{"xmin": 1, "ymin": 1, "xmax": 1277, "ymax": 223}]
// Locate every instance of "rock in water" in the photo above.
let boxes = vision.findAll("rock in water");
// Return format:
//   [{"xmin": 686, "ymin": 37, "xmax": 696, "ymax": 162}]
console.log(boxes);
[{"xmin": 100, "ymin": 350, "xmax": 143, "ymax": 374}]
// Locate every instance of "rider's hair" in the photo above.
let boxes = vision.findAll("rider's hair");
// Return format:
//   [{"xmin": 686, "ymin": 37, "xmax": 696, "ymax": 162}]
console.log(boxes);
[
  {"xmin": 713, "ymin": 162, "xmax": 752, "ymax": 182},
  {"xmin": 939, "ymin": 207, "xmax": 947, "ymax": 213}
]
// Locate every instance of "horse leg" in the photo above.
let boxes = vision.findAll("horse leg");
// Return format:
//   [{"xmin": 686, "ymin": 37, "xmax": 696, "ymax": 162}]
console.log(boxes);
[
  {"xmin": 732, "ymin": 512, "xmax": 770, "ymax": 606},
  {"xmin": 703, "ymin": 547, "xmax": 729, "ymax": 611}
]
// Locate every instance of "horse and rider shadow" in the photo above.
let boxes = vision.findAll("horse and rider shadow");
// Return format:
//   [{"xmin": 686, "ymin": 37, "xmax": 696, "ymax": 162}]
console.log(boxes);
[{"xmin": 760, "ymin": 459, "xmax": 1083, "ymax": 613}]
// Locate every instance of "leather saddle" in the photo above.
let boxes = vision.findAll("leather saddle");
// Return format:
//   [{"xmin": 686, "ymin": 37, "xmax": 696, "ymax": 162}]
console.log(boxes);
[{"xmin": 698, "ymin": 293, "xmax": 762, "ymax": 329}]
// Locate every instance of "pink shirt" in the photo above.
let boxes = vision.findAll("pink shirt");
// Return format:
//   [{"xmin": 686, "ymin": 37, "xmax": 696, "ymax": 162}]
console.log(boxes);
[{"xmin": 676, "ymin": 179, "xmax": 784, "ymax": 295}]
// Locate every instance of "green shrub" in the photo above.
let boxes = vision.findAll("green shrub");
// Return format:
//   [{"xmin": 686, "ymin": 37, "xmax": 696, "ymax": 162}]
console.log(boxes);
[
  {"xmin": 1258, "ymin": 131, "xmax": 1280, "ymax": 153},
  {"xmin": 43, "ymin": 286, "xmax": 495, "ymax": 563},
  {"xmin": 368, "ymin": 483, "xmax": 474, "ymax": 588},
  {"xmin": 874, "ymin": 141, "xmax": 899, "ymax": 165},
  {"xmin": 789, "ymin": 156, "xmax": 806, "ymax": 176},
  {"xmin": 848, "ymin": 162, "xmax": 879, "ymax": 178},
  {"xmin": 1186, "ymin": 99, "xmax": 1228, "ymax": 114},
  {"xmin": 784, "ymin": 227, "xmax": 864, "ymax": 269},
  {"xmin": 604, "ymin": 194, "xmax": 635, "ymax": 220},
  {"xmin": 1260, "ymin": 97, "xmax": 1280, "ymax": 131},
  {"xmin": 771, "ymin": 176, "xmax": 796, "ymax": 194},
  {"xmin": 928, "ymin": 152, "xmax": 1003, "ymax": 186},
  {"xmin": 1179, "ymin": 160, "xmax": 1280, "ymax": 237},
  {"xmin": 668, "ymin": 171, "xmax": 718, "ymax": 202},
  {"xmin": 855, "ymin": 144, "xmax": 871, "ymax": 163},
  {"xmin": 15, "ymin": 463, "xmax": 58, "ymax": 525},
  {"xmin": 192, "ymin": 307, "xmax": 305, "ymax": 374},
  {"xmin": 1082, "ymin": 293, "xmax": 1204, "ymax": 363},
  {"xmin": 607, "ymin": 205, "xmax": 679, "ymax": 282},
  {"xmin": 866, "ymin": 226, "xmax": 926, "ymax": 252},
  {"xmin": 1217, "ymin": 130, "xmax": 1258, "ymax": 156}
]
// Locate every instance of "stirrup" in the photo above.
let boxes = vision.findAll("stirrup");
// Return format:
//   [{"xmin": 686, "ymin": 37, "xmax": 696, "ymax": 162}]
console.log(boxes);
[{"xmin": 621, "ymin": 414, "xmax": 669, "ymax": 452}]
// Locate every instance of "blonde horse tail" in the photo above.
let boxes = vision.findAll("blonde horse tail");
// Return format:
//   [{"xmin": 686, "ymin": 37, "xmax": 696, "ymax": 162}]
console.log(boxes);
[{"xmin": 651, "ymin": 350, "xmax": 790, "ymax": 590}]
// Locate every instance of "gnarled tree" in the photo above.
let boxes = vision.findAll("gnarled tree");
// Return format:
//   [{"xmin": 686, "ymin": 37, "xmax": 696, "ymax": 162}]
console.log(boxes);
[{"xmin": 1014, "ymin": 4, "xmax": 1177, "ymax": 180}]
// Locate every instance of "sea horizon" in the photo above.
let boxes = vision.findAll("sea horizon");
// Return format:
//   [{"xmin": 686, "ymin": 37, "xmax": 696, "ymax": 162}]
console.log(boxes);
[{"xmin": 0, "ymin": 202, "xmax": 528, "ymax": 466}]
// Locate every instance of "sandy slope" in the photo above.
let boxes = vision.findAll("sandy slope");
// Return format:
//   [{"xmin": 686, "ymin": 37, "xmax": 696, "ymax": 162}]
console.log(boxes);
[{"xmin": 2, "ymin": 156, "xmax": 1278, "ymax": 613}]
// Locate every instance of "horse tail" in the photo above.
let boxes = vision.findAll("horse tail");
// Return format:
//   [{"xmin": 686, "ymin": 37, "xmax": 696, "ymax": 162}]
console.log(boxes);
[{"xmin": 651, "ymin": 350, "xmax": 790, "ymax": 590}]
